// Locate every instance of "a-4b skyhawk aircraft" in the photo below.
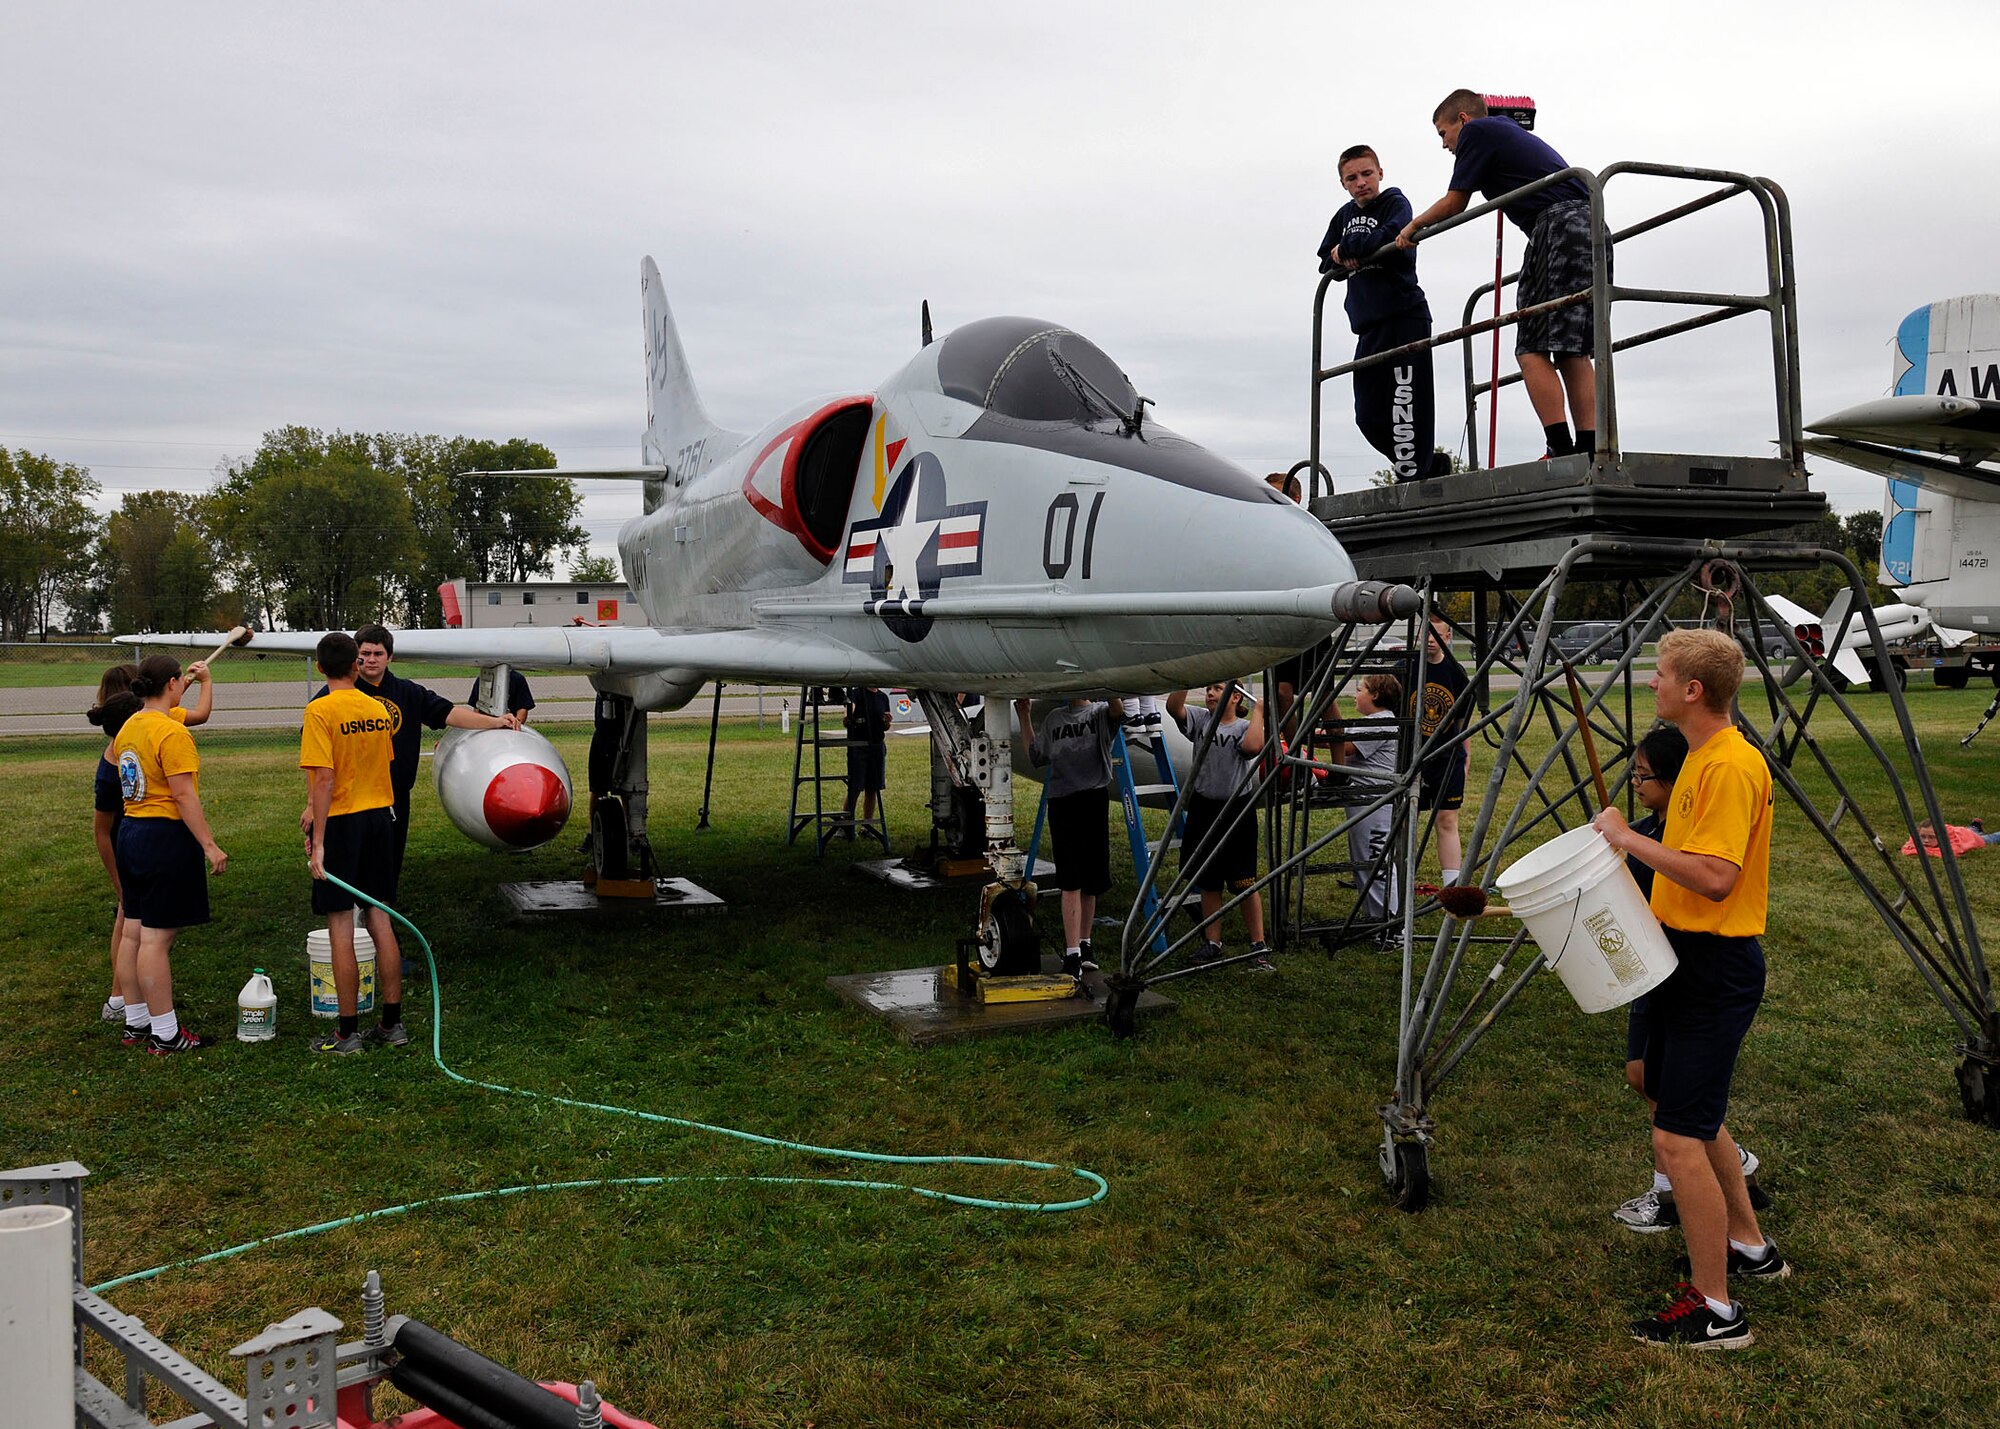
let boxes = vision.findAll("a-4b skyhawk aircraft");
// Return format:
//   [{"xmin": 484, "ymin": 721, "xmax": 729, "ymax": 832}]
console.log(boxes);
[{"xmin": 140, "ymin": 258, "xmax": 1412, "ymax": 974}]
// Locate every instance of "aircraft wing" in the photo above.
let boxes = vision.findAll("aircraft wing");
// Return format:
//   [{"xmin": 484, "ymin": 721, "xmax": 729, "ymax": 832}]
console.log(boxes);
[
  {"xmin": 753, "ymin": 579, "xmax": 1419, "ymax": 623},
  {"xmin": 1806, "ymin": 395, "xmax": 2000, "ymax": 462},
  {"xmin": 120, "ymin": 625, "xmax": 905, "ymax": 684}
]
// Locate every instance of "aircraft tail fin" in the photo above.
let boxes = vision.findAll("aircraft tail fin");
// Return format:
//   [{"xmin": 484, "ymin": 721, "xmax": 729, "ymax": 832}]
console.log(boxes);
[{"xmin": 641, "ymin": 256, "xmax": 727, "ymax": 473}]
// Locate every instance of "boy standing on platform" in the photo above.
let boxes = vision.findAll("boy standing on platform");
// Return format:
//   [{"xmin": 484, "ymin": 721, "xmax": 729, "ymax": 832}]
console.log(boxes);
[
  {"xmin": 1398, "ymin": 89, "xmax": 1604, "ymax": 461},
  {"xmin": 301, "ymin": 632, "xmax": 407, "ymax": 1056},
  {"xmin": 1594, "ymin": 629, "xmax": 1785, "ymax": 1349},
  {"xmin": 1319, "ymin": 145, "xmax": 1447, "ymax": 481}
]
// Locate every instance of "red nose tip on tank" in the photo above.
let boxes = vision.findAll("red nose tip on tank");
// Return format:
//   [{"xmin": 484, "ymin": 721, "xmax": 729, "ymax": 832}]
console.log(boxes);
[{"xmin": 483, "ymin": 763, "xmax": 572, "ymax": 849}]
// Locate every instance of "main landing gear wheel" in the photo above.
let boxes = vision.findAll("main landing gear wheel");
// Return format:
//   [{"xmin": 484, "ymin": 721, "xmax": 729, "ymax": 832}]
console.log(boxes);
[
  {"xmin": 592, "ymin": 796, "xmax": 630, "ymax": 881},
  {"xmin": 981, "ymin": 888, "xmax": 1041, "ymax": 975},
  {"xmin": 1380, "ymin": 1132, "xmax": 1431, "ymax": 1212}
]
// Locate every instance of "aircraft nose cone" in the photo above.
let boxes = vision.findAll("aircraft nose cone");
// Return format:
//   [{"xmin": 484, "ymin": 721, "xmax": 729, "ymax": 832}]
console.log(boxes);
[
  {"xmin": 1260, "ymin": 500, "xmax": 1356, "ymax": 592},
  {"xmin": 483, "ymin": 763, "xmax": 572, "ymax": 849}
]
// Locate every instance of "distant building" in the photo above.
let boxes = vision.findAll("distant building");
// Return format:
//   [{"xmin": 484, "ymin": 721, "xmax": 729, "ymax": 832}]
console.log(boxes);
[{"xmin": 438, "ymin": 579, "xmax": 644, "ymax": 629}]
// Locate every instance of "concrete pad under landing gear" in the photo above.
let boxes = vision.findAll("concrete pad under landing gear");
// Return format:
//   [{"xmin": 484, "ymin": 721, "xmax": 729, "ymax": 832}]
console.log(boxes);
[
  {"xmin": 827, "ymin": 955, "xmax": 1174, "ymax": 1045},
  {"xmin": 854, "ymin": 856, "xmax": 1057, "ymax": 891},
  {"xmin": 498, "ymin": 877, "xmax": 726, "ymax": 918}
]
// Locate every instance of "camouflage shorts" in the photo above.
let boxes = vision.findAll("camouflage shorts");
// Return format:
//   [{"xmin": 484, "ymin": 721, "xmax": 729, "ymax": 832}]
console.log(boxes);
[{"xmin": 1517, "ymin": 200, "xmax": 1607, "ymax": 359}]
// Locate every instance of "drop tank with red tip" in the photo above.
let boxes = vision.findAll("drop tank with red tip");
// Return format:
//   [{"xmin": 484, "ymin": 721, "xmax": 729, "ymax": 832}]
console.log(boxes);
[{"xmin": 433, "ymin": 726, "xmax": 575, "ymax": 851}]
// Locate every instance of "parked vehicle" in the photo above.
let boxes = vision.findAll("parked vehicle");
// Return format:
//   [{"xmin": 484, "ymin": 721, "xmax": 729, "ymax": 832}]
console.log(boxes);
[{"xmin": 1551, "ymin": 622, "xmax": 1635, "ymax": 663}]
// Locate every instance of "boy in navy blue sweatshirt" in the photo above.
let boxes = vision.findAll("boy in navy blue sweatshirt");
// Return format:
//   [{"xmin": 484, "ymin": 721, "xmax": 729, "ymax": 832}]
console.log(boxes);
[
  {"xmin": 1397, "ymin": 88, "xmax": 1604, "ymax": 461},
  {"xmin": 1318, "ymin": 146, "xmax": 1446, "ymax": 482}
]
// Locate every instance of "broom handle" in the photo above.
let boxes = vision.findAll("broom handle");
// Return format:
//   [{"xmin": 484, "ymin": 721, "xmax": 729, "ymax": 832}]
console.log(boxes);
[
  {"xmin": 199, "ymin": 625, "xmax": 252, "ymax": 669},
  {"xmin": 1562, "ymin": 660, "xmax": 1611, "ymax": 813}
]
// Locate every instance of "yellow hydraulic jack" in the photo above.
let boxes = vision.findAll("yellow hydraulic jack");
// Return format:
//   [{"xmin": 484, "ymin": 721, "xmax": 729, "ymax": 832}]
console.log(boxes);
[{"xmin": 940, "ymin": 877, "xmax": 1081, "ymax": 1004}]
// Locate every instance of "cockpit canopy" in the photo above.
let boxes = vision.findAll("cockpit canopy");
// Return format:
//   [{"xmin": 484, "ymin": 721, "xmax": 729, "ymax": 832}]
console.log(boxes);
[
  {"xmin": 931, "ymin": 315, "xmax": 1284, "ymax": 504},
  {"xmin": 937, "ymin": 317, "xmax": 1141, "ymax": 426}
]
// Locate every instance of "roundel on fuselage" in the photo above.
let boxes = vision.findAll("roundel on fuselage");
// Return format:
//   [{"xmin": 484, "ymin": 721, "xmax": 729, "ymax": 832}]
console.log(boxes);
[{"xmin": 741, "ymin": 395, "xmax": 874, "ymax": 564}]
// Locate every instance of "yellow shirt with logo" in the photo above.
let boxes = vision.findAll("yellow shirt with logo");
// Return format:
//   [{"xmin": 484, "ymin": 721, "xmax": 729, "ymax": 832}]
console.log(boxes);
[
  {"xmin": 1649, "ymin": 724, "xmax": 1772, "ymax": 937},
  {"xmin": 114, "ymin": 708, "xmax": 199, "ymax": 819},
  {"xmin": 300, "ymin": 688, "xmax": 395, "ymax": 816}
]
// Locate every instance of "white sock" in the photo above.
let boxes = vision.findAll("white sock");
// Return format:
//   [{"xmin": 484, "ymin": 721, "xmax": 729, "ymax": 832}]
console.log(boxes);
[
  {"xmin": 151, "ymin": 1008, "xmax": 179, "ymax": 1041},
  {"xmin": 1729, "ymin": 1237, "xmax": 1770, "ymax": 1259},
  {"xmin": 124, "ymin": 1002, "xmax": 151, "ymax": 1028},
  {"xmin": 1440, "ymin": 868, "xmax": 1459, "ymax": 886},
  {"xmin": 1652, "ymin": 1171, "xmax": 1672, "ymax": 1194},
  {"xmin": 1705, "ymin": 1294, "xmax": 1736, "ymax": 1318},
  {"xmin": 1066, "ymin": 946, "xmax": 1081, "ymax": 959},
  {"xmin": 106, "ymin": 996, "xmax": 126, "ymax": 1011}
]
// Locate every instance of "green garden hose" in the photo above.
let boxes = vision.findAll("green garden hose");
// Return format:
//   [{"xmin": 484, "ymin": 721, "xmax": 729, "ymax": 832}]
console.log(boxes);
[{"xmin": 92, "ymin": 873, "xmax": 1107, "ymax": 1294}]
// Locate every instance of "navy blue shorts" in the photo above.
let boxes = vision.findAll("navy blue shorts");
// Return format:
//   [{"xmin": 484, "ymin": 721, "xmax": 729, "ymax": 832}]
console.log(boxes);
[
  {"xmin": 115, "ymin": 817, "xmax": 210, "ymax": 930},
  {"xmin": 1625, "ymin": 993, "xmax": 1651, "ymax": 1063},
  {"xmin": 1182, "ymin": 793, "xmax": 1259, "ymax": 893},
  {"xmin": 846, "ymin": 741, "xmax": 886, "ymax": 793},
  {"xmin": 1047, "ymin": 786, "xmax": 1112, "ymax": 895},
  {"xmin": 1643, "ymin": 928, "xmax": 1766, "ymax": 1140},
  {"xmin": 1419, "ymin": 751, "xmax": 1466, "ymax": 811},
  {"xmin": 313, "ymin": 807, "xmax": 397, "ymax": 915}
]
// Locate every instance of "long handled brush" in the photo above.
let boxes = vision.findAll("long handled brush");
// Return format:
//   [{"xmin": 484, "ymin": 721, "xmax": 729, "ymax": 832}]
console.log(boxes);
[
  {"xmin": 1434, "ymin": 885, "xmax": 1513, "ymax": 920},
  {"xmin": 1560, "ymin": 657, "xmax": 1611, "ymax": 813},
  {"xmin": 198, "ymin": 625, "xmax": 253, "ymax": 668}
]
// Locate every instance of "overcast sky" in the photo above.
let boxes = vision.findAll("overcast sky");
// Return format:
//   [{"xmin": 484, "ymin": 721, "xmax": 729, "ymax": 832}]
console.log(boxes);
[{"xmin": 6, "ymin": 1, "xmax": 1997, "ymax": 570}]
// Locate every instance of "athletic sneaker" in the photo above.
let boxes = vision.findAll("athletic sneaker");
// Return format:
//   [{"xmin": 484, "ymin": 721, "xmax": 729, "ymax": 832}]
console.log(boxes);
[
  {"xmin": 1613, "ymin": 1189, "xmax": 1679, "ymax": 1233},
  {"xmin": 121, "ymin": 1024, "xmax": 151, "ymax": 1048},
  {"xmin": 145, "ymin": 1028, "xmax": 214, "ymax": 1056},
  {"xmin": 100, "ymin": 999, "xmax": 123, "ymax": 1023},
  {"xmin": 362, "ymin": 1022, "xmax": 410, "ymax": 1048},
  {"xmin": 1189, "ymin": 941, "xmax": 1224, "ymax": 966},
  {"xmin": 1247, "ymin": 940, "xmax": 1275, "ymax": 973},
  {"xmin": 312, "ymin": 1031, "xmax": 366, "ymax": 1056},
  {"xmin": 1673, "ymin": 1242, "xmax": 1792, "ymax": 1281},
  {"xmin": 1078, "ymin": 940, "xmax": 1098, "ymax": 971},
  {"xmin": 1060, "ymin": 950, "xmax": 1084, "ymax": 978},
  {"xmin": 1630, "ymin": 1284, "xmax": 1752, "ymax": 1350}
]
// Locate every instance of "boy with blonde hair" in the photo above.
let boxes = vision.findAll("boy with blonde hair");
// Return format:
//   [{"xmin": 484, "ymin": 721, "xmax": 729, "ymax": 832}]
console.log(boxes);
[{"xmin": 1595, "ymin": 628, "xmax": 1783, "ymax": 1349}]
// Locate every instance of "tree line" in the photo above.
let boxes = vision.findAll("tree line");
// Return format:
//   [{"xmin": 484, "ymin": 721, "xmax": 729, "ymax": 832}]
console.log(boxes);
[{"xmin": 0, "ymin": 428, "xmax": 600, "ymax": 639}]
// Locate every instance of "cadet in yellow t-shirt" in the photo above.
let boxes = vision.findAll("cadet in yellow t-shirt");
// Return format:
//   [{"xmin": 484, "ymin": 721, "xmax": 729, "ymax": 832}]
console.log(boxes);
[
  {"xmin": 110, "ymin": 655, "xmax": 228, "ymax": 1056},
  {"xmin": 301, "ymin": 632, "xmax": 406, "ymax": 1056},
  {"xmin": 1594, "ymin": 628, "xmax": 1782, "ymax": 1349}
]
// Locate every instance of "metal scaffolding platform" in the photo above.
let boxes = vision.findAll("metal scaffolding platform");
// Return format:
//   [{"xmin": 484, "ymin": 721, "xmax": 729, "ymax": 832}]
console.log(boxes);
[
  {"xmin": 1313, "ymin": 451, "xmax": 1824, "ymax": 583},
  {"xmin": 1097, "ymin": 155, "xmax": 1997, "ymax": 1210}
]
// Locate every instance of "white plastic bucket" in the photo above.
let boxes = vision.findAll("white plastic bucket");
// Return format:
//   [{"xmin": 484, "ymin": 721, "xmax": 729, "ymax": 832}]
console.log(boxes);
[
  {"xmin": 1495, "ymin": 824, "xmax": 1677, "ymax": 1014},
  {"xmin": 306, "ymin": 926, "xmax": 376, "ymax": 1019}
]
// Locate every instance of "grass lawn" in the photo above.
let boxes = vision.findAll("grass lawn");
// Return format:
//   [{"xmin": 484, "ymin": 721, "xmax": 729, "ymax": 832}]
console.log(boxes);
[{"xmin": 3, "ymin": 696, "xmax": 1998, "ymax": 1427}]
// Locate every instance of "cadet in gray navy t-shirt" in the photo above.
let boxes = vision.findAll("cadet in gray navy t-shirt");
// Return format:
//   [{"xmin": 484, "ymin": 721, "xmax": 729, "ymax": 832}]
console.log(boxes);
[
  {"xmin": 1016, "ymin": 697, "xmax": 1124, "ymax": 976},
  {"xmin": 1166, "ymin": 682, "xmax": 1273, "ymax": 969}
]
